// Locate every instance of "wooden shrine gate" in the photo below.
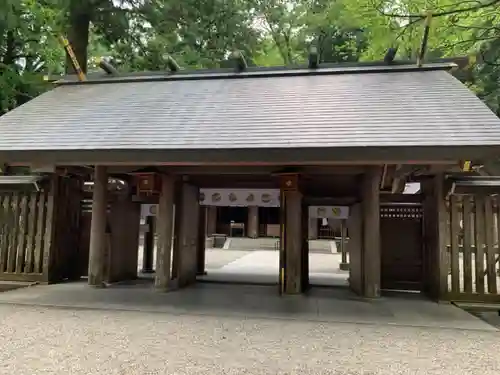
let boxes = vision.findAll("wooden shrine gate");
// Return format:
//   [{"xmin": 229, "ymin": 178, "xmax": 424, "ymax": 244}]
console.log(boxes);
[
  {"xmin": 446, "ymin": 195, "xmax": 500, "ymax": 302},
  {"xmin": 380, "ymin": 201, "xmax": 424, "ymax": 291}
]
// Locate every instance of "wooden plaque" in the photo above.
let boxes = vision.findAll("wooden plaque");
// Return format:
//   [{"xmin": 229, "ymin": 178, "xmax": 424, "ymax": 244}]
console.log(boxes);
[{"xmin": 134, "ymin": 173, "xmax": 161, "ymax": 194}]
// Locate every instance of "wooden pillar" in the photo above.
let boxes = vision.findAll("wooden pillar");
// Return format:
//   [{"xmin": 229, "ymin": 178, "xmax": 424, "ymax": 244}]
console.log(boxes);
[
  {"xmin": 308, "ymin": 218, "xmax": 318, "ymax": 240},
  {"xmin": 339, "ymin": 219, "xmax": 349, "ymax": 271},
  {"xmin": 206, "ymin": 206, "xmax": 217, "ymax": 236},
  {"xmin": 141, "ymin": 216, "xmax": 155, "ymax": 273},
  {"xmin": 362, "ymin": 167, "xmax": 381, "ymax": 298},
  {"xmin": 301, "ymin": 200, "xmax": 310, "ymax": 291},
  {"xmin": 107, "ymin": 196, "xmax": 141, "ymax": 283},
  {"xmin": 284, "ymin": 190, "xmax": 303, "ymax": 294},
  {"xmin": 88, "ymin": 166, "xmax": 108, "ymax": 287},
  {"xmin": 196, "ymin": 206, "xmax": 207, "ymax": 275},
  {"xmin": 347, "ymin": 203, "xmax": 363, "ymax": 295},
  {"xmin": 421, "ymin": 174, "xmax": 448, "ymax": 300},
  {"xmin": 247, "ymin": 206, "xmax": 259, "ymax": 238},
  {"xmin": 175, "ymin": 182, "xmax": 200, "ymax": 288},
  {"xmin": 155, "ymin": 175, "xmax": 175, "ymax": 291},
  {"xmin": 279, "ymin": 174, "xmax": 305, "ymax": 295}
]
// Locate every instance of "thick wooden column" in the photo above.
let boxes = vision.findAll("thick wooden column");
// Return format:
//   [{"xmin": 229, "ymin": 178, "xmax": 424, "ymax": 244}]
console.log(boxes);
[
  {"xmin": 108, "ymin": 196, "xmax": 141, "ymax": 283},
  {"xmin": 206, "ymin": 206, "xmax": 217, "ymax": 236},
  {"xmin": 155, "ymin": 175, "xmax": 175, "ymax": 291},
  {"xmin": 421, "ymin": 174, "xmax": 448, "ymax": 300},
  {"xmin": 362, "ymin": 167, "xmax": 381, "ymax": 298},
  {"xmin": 88, "ymin": 166, "xmax": 108, "ymax": 287},
  {"xmin": 284, "ymin": 190, "xmax": 303, "ymax": 294},
  {"xmin": 279, "ymin": 174, "xmax": 305, "ymax": 295},
  {"xmin": 247, "ymin": 206, "xmax": 259, "ymax": 238},
  {"xmin": 141, "ymin": 216, "xmax": 155, "ymax": 273},
  {"xmin": 175, "ymin": 183, "xmax": 200, "ymax": 288},
  {"xmin": 196, "ymin": 206, "xmax": 207, "ymax": 275},
  {"xmin": 347, "ymin": 203, "xmax": 363, "ymax": 295}
]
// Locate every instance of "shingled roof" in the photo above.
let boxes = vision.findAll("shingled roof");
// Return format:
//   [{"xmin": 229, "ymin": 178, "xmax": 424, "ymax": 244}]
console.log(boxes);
[{"xmin": 0, "ymin": 62, "xmax": 499, "ymax": 164}]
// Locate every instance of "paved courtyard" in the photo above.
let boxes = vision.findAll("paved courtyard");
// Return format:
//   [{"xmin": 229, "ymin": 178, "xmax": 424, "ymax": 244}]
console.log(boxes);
[
  {"xmin": 201, "ymin": 249, "xmax": 348, "ymax": 286},
  {"xmin": 0, "ymin": 282, "xmax": 499, "ymax": 375},
  {"xmin": 139, "ymin": 242, "xmax": 349, "ymax": 286}
]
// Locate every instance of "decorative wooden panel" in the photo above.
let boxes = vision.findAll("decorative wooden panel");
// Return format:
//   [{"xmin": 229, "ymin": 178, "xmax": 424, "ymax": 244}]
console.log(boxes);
[{"xmin": 380, "ymin": 204, "xmax": 424, "ymax": 291}]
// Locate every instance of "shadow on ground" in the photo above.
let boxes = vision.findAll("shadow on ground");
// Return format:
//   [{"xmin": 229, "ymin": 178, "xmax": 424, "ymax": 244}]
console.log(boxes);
[
  {"xmin": 0, "ymin": 278, "xmax": 495, "ymax": 332},
  {"xmin": 0, "ymin": 282, "xmax": 33, "ymax": 293}
]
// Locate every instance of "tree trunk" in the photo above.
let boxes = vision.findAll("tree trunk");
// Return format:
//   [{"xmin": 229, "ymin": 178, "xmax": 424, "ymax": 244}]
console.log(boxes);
[{"xmin": 66, "ymin": 2, "xmax": 91, "ymax": 74}]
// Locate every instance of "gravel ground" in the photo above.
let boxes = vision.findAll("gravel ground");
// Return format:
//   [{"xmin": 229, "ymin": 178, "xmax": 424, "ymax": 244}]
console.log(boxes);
[{"xmin": 0, "ymin": 304, "xmax": 499, "ymax": 375}]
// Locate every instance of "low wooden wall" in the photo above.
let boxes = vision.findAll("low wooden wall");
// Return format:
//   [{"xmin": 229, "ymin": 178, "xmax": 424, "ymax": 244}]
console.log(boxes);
[
  {"xmin": 0, "ymin": 176, "xmax": 83, "ymax": 284},
  {"xmin": 445, "ymin": 195, "xmax": 500, "ymax": 302}
]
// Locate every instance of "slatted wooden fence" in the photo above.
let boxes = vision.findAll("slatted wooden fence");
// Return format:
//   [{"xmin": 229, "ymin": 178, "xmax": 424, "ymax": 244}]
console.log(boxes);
[
  {"xmin": 446, "ymin": 195, "xmax": 500, "ymax": 302},
  {"xmin": 0, "ymin": 191, "xmax": 52, "ymax": 282},
  {"xmin": 0, "ymin": 176, "xmax": 83, "ymax": 283}
]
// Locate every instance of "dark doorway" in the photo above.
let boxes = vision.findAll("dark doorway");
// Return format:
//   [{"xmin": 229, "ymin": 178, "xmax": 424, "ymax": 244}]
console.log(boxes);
[
  {"xmin": 258, "ymin": 207, "xmax": 280, "ymax": 237},
  {"xmin": 380, "ymin": 203, "xmax": 424, "ymax": 292},
  {"xmin": 216, "ymin": 206, "xmax": 248, "ymax": 236}
]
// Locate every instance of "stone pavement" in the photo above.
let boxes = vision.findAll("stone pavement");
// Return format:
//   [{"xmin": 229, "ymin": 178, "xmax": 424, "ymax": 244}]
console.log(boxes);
[
  {"xmin": 0, "ymin": 282, "xmax": 499, "ymax": 374},
  {"xmin": 0, "ymin": 281, "xmax": 494, "ymax": 331},
  {"xmin": 201, "ymin": 249, "xmax": 349, "ymax": 286}
]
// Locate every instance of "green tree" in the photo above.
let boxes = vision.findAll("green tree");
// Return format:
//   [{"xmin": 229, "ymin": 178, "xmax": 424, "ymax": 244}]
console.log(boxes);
[{"xmin": 0, "ymin": 0, "xmax": 63, "ymax": 113}]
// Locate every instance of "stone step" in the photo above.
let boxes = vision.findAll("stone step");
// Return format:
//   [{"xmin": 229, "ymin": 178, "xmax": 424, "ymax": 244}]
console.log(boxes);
[{"xmin": 225, "ymin": 237, "xmax": 337, "ymax": 253}]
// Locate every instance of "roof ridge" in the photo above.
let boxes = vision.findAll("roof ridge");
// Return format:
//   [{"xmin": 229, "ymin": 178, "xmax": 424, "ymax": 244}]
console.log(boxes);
[{"xmin": 56, "ymin": 61, "xmax": 457, "ymax": 86}]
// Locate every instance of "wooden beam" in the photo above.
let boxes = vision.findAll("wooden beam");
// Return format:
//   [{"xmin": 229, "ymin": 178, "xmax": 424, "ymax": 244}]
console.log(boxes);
[
  {"xmin": 20, "ymin": 160, "xmax": 458, "ymax": 167},
  {"xmin": 196, "ymin": 206, "xmax": 207, "ymax": 275},
  {"xmin": 155, "ymin": 174, "xmax": 175, "ymax": 291},
  {"xmin": 164, "ymin": 54, "xmax": 181, "ymax": 72},
  {"xmin": 98, "ymin": 58, "xmax": 119, "ymax": 75},
  {"xmin": 284, "ymin": 189, "xmax": 303, "ymax": 294},
  {"xmin": 88, "ymin": 166, "xmax": 108, "ymax": 287},
  {"xmin": 362, "ymin": 167, "xmax": 381, "ymax": 298},
  {"xmin": 176, "ymin": 183, "xmax": 200, "ymax": 287},
  {"xmin": 163, "ymin": 165, "xmax": 368, "ymax": 176},
  {"xmin": 141, "ymin": 216, "xmax": 155, "ymax": 273}
]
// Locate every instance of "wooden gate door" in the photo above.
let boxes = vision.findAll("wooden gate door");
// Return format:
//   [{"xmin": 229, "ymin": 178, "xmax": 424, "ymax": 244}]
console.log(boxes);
[{"xmin": 380, "ymin": 204, "xmax": 424, "ymax": 291}]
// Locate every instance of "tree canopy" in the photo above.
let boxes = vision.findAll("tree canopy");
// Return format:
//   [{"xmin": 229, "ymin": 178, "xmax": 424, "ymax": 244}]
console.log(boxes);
[{"xmin": 0, "ymin": 0, "xmax": 499, "ymax": 115}]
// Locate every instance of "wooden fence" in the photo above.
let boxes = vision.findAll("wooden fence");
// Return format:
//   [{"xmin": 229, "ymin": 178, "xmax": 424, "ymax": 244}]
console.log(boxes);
[
  {"xmin": 446, "ymin": 195, "xmax": 500, "ymax": 302},
  {"xmin": 0, "ymin": 176, "xmax": 83, "ymax": 283},
  {"xmin": 0, "ymin": 191, "xmax": 52, "ymax": 282}
]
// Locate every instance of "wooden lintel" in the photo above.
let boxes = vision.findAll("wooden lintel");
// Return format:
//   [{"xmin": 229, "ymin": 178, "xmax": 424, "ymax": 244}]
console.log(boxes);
[{"xmin": 17, "ymin": 160, "xmax": 458, "ymax": 168}]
